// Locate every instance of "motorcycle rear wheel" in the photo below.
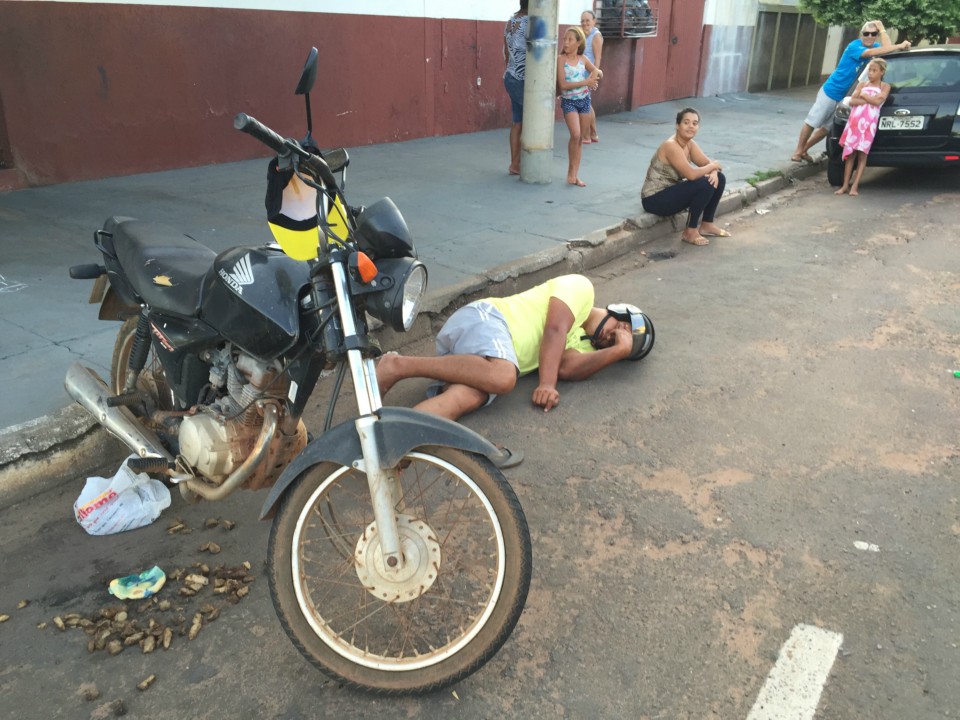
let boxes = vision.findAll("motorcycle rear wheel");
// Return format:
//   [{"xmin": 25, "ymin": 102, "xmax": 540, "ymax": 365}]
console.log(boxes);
[
  {"xmin": 110, "ymin": 316, "xmax": 174, "ymax": 411},
  {"xmin": 267, "ymin": 446, "xmax": 532, "ymax": 694}
]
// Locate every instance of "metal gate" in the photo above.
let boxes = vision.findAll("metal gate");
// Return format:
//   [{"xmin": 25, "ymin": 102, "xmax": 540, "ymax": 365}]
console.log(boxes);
[
  {"xmin": 593, "ymin": 0, "xmax": 659, "ymax": 38},
  {"xmin": 747, "ymin": 3, "xmax": 829, "ymax": 92}
]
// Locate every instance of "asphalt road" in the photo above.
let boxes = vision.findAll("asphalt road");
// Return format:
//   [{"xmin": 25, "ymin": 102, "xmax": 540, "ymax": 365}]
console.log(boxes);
[{"xmin": 1, "ymin": 167, "xmax": 958, "ymax": 719}]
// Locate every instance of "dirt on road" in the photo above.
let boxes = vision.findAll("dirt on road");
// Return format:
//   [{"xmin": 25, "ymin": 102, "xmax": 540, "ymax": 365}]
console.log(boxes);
[{"xmin": 1, "ymin": 168, "xmax": 958, "ymax": 719}]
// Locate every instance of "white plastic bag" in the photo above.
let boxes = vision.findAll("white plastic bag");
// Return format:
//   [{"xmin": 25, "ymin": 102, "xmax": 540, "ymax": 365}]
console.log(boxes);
[{"xmin": 74, "ymin": 455, "xmax": 172, "ymax": 536}]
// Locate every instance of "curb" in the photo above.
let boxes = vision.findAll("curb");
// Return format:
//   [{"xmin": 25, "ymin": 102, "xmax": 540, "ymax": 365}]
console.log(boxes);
[
  {"xmin": 0, "ymin": 405, "xmax": 127, "ymax": 509},
  {"xmin": 0, "ymin": 160, "xmax": 823, "ymax": 508}
]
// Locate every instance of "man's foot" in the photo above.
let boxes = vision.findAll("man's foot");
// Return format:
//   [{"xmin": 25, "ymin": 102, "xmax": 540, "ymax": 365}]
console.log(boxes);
[
  {"xmin": 492, "ymin": 446, "xmax": 524, "ymax": 469},
  {"xmin": 791, "ymin": 152, "xmax": 814, "ymax": 163},
  {"xmin": 590, "ymin": 135, "xmax": 600, "ymax": 142},
  {"xmin": 375, "ymin": 351, "xmax": 402, "ymax": 396},
  {"xmin": 508, "ymin": 166, "xmax": 520, "ymax": 176},
  {"xmin": 834, "ymin": 186, "xmax": 848, "ymax": 195},
  {"xmin": 568, "ymin": 178, "xmax": 586, "ymax": 187},
  {"xmin": 849, "ymin": 187, "xmax": 859, "ymax": 196}
]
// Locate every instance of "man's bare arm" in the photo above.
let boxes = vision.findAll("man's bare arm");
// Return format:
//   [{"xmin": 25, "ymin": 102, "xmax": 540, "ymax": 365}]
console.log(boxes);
[
  {"xmin": 558, "ymin": 328, "xmax": 633, "ymax": 381},
  {"xmin": 532, "ymin": 297, "xmax": 575, "ymax": 412}
]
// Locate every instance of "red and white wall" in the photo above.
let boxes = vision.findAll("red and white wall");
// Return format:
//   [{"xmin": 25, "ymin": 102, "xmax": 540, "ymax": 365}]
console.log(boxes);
[{"xmin": 0, "ymin": 0, "xmax": 708, "ymax": 187}]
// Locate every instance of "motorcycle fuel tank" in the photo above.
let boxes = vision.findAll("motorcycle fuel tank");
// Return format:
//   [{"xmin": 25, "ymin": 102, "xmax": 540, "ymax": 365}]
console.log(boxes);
[{"xmin": 202, "ymin": 246, "xmax": 312, "ymax": 360}]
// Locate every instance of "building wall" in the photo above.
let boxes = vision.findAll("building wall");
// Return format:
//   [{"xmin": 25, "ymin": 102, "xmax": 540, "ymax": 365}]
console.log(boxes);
[
  {"xmin": 0, "ymin": 0, "xmax": 705, "ymax": 187},
  {"xmin": 700, "ymin": 0, "xmax": 836, "ymax": 96},
  {"xmin": 700, "ymin": 0, "xmax": 759, "ymax": 96}
]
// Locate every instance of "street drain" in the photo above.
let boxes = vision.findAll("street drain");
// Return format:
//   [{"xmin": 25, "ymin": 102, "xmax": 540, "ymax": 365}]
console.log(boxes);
[{"xmin": 647, "ymin": 251, "xmax": 677, "ymax": 261}]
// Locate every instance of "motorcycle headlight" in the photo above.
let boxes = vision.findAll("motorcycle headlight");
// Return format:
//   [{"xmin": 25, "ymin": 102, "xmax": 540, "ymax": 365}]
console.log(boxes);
[{"xmin": 364, "ymin": 258, "xmax": 428, "ymax": 332}]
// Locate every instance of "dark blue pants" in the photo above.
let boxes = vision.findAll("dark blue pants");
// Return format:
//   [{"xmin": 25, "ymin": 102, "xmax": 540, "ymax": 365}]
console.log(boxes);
[{"xmin": 641, "ymin": 172, "xmax": 726, "ymax": 228}]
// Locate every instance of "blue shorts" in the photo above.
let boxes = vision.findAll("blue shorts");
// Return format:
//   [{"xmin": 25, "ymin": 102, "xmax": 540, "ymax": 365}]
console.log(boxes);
[
  {"xmin": 560, "ymin": 94, "xmax": 591, "ymax": 116},
  {"xmin": 504, "ymin": 73, "xmax": 524, "ymax": 124}
]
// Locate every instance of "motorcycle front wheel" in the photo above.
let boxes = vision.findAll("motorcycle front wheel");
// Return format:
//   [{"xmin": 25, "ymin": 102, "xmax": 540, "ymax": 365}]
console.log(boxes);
[{"xmin": 267, "ymin": 446, "xmax": 532, "ymax": 694}]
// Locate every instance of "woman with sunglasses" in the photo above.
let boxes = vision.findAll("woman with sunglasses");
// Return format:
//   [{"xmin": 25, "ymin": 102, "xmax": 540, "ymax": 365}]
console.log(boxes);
[{"xmin": 791, "ymin": 20, "xmax": 910, "ymax": 164}]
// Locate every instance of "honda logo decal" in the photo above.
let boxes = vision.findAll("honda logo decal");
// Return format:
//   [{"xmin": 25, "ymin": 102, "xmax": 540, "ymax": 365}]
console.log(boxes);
[{"xmin": 218, "ymin": 254, "xmax": 254, "ymax": 295}]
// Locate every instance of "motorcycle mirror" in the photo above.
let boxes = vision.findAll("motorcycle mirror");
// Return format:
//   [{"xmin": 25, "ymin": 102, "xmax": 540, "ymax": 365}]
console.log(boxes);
[
  {"xmin": 295, "ymin": 47, "xmax": 319, "ymax": 139},
  {"xmin": 295, "ymin": 47, "xmax": 318, "ymax": 95}
]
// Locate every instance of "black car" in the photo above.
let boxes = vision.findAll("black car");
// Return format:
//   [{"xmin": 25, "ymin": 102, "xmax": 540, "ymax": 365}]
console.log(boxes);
[{"xmin": 826, "ymin": 45, "xmax": 960, "ymax": 186}]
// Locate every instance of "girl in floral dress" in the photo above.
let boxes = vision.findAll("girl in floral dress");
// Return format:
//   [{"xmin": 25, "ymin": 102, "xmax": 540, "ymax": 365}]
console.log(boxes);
[{"xmin": 836, "ymin": 58, "xmax": 890, "ymax": 196}]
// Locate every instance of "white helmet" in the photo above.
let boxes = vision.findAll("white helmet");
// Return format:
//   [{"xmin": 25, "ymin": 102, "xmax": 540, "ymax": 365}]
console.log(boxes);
[{"xmin": 586, "ymin": 303, "xmax": 655, "ymax": 360}]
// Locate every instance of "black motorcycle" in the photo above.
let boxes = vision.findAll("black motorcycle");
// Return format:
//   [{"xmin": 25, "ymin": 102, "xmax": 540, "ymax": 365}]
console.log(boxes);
[{"xmin": 65, "ymin": 48, "xmax": 531, "ymax": 694}]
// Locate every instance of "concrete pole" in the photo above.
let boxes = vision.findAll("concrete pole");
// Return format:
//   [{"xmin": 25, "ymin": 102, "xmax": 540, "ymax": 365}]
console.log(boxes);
[{"xmin": 520, "ymin": 0, "xmax": 558, "ymax": 184}]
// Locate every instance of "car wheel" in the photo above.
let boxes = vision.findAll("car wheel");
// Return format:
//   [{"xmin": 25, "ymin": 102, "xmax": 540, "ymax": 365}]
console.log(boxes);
[{"xmin": 827, "ymin": 159, "xmax": 844, "ymax": 187}]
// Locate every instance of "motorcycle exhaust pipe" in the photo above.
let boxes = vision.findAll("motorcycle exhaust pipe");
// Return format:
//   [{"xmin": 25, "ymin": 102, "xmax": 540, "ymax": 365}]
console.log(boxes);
[
  {"xmin": 64, "ymin": 362, "xmax": 175, "ymax": 463},
  {"xmin": 180, "ymin": 401, "xmax": 278, "ymax": 501}
]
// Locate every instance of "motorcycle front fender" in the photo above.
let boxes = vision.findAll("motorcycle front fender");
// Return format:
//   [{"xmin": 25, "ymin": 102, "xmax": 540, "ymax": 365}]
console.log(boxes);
[{"xmin": 258, "ymin": 406, "xmax": 501, "ymax": 520}]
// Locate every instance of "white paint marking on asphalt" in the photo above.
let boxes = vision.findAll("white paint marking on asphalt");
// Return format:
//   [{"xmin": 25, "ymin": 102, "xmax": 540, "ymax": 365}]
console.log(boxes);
[
  {"xmin": 0, "ymin": 274, "xmax": 28, "ymax": 293},
  {"xmin": 746, "ymin": 623, "xmax": 844, "ymax": 720}
]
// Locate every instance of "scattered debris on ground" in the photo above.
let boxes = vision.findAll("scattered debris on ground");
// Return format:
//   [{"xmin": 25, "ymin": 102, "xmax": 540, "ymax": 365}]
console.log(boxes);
[{"xmin": 42, "ymin": 519, "xmax": 253, "ymax": 659}]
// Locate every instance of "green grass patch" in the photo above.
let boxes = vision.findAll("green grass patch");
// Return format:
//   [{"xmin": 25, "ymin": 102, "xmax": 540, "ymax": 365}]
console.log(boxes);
[{"xmin": 745, "ymin": 169, "xmax": 783, "ymax": 187}]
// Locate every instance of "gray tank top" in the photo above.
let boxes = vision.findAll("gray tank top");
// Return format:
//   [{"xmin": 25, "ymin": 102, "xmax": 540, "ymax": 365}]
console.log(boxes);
[{"xmin": 641, "ymin": 154, "xmax": 683, "ymax": 198}]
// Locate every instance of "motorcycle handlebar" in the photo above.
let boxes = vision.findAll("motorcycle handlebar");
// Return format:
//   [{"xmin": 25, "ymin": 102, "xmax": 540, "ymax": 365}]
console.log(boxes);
[
  {"xmin": 233, "ymin": 112, "xmax": 339, "ymax": 190},
  {"xmin": 233, "ymin": 112, "xmax": 287, "ymax": 153}
]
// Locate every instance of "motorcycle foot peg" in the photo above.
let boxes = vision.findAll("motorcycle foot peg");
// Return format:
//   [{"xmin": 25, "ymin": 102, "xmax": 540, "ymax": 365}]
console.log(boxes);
[
  {"xmin": 106, "ymin": 391, "xmax": 146, "ymax": 408},
  {"xmin": 127, "ymin": 457, "xmax": 174, "ymax": 475}
]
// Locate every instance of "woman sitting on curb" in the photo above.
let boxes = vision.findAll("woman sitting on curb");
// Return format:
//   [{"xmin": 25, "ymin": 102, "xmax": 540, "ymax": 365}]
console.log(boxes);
[{"xmin": 641, "ymin": 107, "xmax": 730, "ymax": 246}]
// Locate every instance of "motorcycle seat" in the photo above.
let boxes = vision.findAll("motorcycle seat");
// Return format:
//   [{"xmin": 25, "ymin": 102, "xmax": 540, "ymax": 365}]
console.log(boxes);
[{"xmin": 111, "ymin": 219, "xmax": 216, "ymax": 318}]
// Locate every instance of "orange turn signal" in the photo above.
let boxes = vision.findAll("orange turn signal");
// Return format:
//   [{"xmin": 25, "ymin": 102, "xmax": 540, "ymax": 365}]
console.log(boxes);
[{"xmin": 356, "ymin": 252, "xmax": 378, "ymax": 283}]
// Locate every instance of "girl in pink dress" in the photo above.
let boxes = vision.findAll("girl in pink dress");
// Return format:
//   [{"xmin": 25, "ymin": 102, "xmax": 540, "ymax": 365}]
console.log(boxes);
[{"xmin": 836, "ymin": 58, "xmax": 890, "ymax": 196}]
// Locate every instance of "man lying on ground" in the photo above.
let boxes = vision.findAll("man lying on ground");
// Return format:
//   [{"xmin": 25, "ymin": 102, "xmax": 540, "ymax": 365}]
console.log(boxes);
[{"xmin": 376, "ymin": 273, "xmax": 654, "ymax": 466}]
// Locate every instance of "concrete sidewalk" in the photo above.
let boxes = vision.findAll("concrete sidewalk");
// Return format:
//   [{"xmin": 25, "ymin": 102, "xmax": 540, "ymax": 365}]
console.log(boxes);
[{"xmin": 0, "ymin": 85, "xmax": 822, "ymax": 501}]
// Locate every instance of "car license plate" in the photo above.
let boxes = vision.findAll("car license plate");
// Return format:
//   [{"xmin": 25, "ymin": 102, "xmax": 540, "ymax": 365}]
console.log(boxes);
[{"xmin": 879, "ymin": 116, "xmax": 926, "ymax": 131}]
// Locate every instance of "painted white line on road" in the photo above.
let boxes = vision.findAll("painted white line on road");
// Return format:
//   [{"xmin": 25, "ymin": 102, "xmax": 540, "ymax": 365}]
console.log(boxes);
[
  {"xmin": 0, "ymin": 274, "xmax": 28, "ymax": 293},
  {"xmin": 746, "ymin": 623, "xmax": 844, "ymax": 720}
]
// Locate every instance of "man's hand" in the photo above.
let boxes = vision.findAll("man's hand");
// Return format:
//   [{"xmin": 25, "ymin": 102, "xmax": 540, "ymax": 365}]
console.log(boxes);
[
  {"xmin": 612, "ymin": 326, "xmax": 634, "ymax": 358},
  {"xmin": 532, "ymin": 384, "xmax": 561, "ymax": 412}
]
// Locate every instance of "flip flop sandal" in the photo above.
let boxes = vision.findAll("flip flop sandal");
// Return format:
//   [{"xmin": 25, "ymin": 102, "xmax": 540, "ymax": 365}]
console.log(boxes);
[
  {"xmin": 492, "ymin": 446, "xmax": 524, "ymax": 469},
  {"xmin": 702, "ymin": 229, "xmax": 732, "ymax": 238},
  {"xmin": 681, "ymin": 234, "xmax": 710, "ymax": 246}
]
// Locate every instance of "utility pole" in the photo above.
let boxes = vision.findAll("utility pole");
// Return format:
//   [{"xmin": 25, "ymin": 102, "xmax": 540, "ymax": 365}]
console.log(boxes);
[{"xmin": 520, "ymin": 0, "xmax": 558, "ymax": 184}]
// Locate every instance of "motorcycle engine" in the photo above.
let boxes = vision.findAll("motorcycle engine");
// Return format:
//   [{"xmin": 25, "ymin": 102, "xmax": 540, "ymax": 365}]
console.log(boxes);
[{"xmin": 178, "ymin": 348, "xmax": 289, "ymax": 481}]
